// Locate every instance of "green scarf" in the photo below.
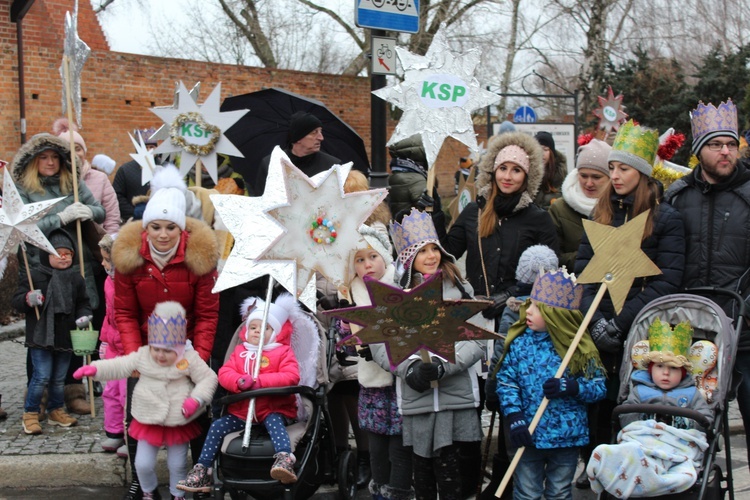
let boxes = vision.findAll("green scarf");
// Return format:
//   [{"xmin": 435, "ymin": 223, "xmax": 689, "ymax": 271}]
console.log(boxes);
[{"xmin": 499, "ymin": 299, "xmax": 604, "ymax": 379}]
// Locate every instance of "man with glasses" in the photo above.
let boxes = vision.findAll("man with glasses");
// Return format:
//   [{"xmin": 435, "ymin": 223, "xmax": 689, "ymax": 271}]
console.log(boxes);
[{"xmin": 665, "ymin": 99, "xmax": 750, "ymax": 469}]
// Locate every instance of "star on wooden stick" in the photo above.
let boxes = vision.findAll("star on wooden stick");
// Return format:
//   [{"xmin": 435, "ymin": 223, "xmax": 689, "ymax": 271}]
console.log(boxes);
[
  {"xmin": 592, "ymin": 85, "xmax": 628, "ymax": 133},
  {"xmin": 576, "ymin": 210, "xmax": 661, "ymax": 313},
  {"xmin": 60, "ymin": 0, "xmax": 90, "ymax": 128},
  {"xmin": 327, "ymin": 273, "xmax": 497, "ymax": 367}
]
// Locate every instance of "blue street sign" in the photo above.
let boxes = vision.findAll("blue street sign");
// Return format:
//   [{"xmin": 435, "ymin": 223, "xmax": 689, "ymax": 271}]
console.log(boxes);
[
  {"xmin": 513, "ymin": 105, "xmax": 537, "ymax": 124},
  {"xmin": 356, "ymin": 0, "xmax": 420, "ymax": 34}
]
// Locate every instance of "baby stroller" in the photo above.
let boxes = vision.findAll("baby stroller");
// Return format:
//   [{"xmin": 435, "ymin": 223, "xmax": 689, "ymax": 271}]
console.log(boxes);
[
  {"xmin": 599, "ymin": 288, "xmax": 745, "ymax": 500},
  {"xmin": 209, "ymin": 303, "xmax": 357, "ymax": 500}
]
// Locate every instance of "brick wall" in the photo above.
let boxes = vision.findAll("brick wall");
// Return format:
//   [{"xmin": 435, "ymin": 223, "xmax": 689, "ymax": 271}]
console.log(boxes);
[{"xmin": 0, "ymin": 0, "xmax": 485, "ymax": 198}]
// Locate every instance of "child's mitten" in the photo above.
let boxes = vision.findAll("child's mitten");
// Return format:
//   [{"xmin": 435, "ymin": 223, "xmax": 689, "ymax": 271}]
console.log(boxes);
[
  {"xmin": 75, "ymin": 315, "xmax": 93, "ymax": 329},
  {"xmin": 507, "ymin": 412, "xmax": 533, "ymax": 448},
  {"xmin": 542, "ymin": 377, "xmax": 579, "ymax": 399},
  {"xmin": 420, "ymin": 360, "xmax": 445, "ymax": 381},
  {"xmin": 405, "ymin": 360, "xmax": 431, "ymax": 392},
  {"xmin": 182, "ymin": 398, "xmax": 200, "ymax": 418},
  {"xmin": 238, "ymin": 377, "xmax": 256, "ymax": 391},
  {"xmin": 73, "ymin": 365, "xmax": 97, "ymax": 380},
  {"xmin": 26, "ymin": 289, "xmax": 44, "ymax": 307}
]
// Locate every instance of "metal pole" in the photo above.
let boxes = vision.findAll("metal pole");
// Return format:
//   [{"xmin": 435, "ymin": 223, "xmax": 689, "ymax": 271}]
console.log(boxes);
[
  {"xmin": 369, "ymin": 29, "xmax": 388, "ymax": 189},
  {"xmin": 17, "ymin": 19, "xmax": 26, "ymax": 145}
]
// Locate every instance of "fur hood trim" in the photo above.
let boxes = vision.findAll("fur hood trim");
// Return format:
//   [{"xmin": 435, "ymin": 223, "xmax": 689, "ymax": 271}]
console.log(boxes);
[
  {"xmin": 561, "ymin": 169, "xmax": 598, "ymax": 216},
  {"xmin": 11, "ymin": 133, "xmax": 79, "ymax": 181},
  {"xmin": 476, "ymin": 131, "xmax": 544, "ymax": 211},
  {"xmin": 112, "ymin": 217, "xmax": 219, "ymax": 276}
]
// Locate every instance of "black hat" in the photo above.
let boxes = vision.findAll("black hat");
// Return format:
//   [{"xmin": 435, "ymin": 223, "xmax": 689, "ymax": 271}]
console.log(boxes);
[
  {"xmin": 535, "ymin": 131, "xmax": 555, "ymax": 152},
  {"xmin": 287, "ymin": 112, "xmax": 323, "ymax": 145},
  {"xmin": 48, "ymin": 229, "xmax": 76, "ymax": 254}
]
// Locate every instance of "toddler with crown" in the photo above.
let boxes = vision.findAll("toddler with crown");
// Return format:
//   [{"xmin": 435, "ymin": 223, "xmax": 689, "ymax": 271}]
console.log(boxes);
[
  {"xmin": 74, "ymin": 301, "xmax": 218, "ymax": 500},
  {"xmin": 496, "ymin": 268, "xmax": 606, "ymax": 500},
  {"xmin": 586, "ymin": 319, "xmax": 714, "ymax": 498}
]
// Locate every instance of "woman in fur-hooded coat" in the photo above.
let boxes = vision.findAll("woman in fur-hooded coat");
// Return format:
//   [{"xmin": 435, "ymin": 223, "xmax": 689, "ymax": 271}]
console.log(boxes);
[{"xmin": 439, "ymin": 131, "xmax": 559, "ymax": 300}]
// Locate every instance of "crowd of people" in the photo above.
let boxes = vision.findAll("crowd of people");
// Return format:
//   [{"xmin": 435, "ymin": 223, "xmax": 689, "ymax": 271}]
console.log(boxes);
[{"xmin": 1, "ymin": 97, "xmax": 749, "ymax": 500}]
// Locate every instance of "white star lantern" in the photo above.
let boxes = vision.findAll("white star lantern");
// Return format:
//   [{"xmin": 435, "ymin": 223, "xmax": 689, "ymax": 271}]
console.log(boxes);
[
  {"xmin": 212, "ymin": 147, "xmax": 386, "ymax": 310},
  {"xmin": 0, "ymin": 172, "xmax": 65, "ymax": 260},
  {"xmin": 128, "ymin": 132, "xmax": 157, "ymax": 186},
  {"xmin": 373, "ymin": 28, "xmax": 500, "ymax": 168},
  {"xmin": 60, "ymin": 0, "xmax": 90, "ymax": 128},
  {"xmin": 150, "ymin": 82, "xmax": 248, "ymax": 183}
]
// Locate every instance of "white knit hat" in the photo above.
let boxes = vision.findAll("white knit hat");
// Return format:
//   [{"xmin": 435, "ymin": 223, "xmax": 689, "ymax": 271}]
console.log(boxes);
[
  {"xmin": 244, "ymin": 294, "xmax": 296, "ymax": 343},
  {"xmin": 515, "ymin": 244, "xmax": 559, "ymax": 284},
  {"xmin": 142, "ymin": 165, "xmax": 187, "ymax": 230},
  {"xmin": 349, "ymin": 223, "xmax": 394, "ymax": 281}
]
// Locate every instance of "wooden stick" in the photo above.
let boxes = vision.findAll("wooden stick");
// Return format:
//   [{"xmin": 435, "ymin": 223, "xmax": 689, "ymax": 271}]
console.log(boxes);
[
  {"xmin": 195, "ymin": 159, "xmax": 203, "ymax": 189},
  {"xmin": 425, "ymin": 166, "xmax": 436, "ymax": 214},
  {"xmin": 477, "ymin": 410, "xmax": 497, "ymax": 499},
  {"xmin": 495, "ymin": 283, "xmax": 609, "ymax": 498},
  {"xmin": 21, "ymin": 244, "xmax": 40, "ymax": 320}
]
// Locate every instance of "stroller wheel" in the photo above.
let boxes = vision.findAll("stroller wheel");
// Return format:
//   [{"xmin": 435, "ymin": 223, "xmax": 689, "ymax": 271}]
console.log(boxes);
[{"xmin": 337, "ymin": 449, "xmax": 357, "ymax": 500}]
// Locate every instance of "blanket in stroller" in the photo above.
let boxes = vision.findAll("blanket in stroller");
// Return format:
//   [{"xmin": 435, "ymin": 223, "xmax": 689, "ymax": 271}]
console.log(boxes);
[{"xmin": 586, "ymin": 419, "xmax": 708, "ymax": 498}]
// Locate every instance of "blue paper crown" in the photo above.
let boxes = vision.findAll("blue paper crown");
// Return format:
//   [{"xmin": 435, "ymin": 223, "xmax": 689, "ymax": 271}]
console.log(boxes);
[
  {"xmin": 147, "ymin": 308, "xmax": 187, "ymax": 347},
  {"xmin": 690, "ymin": 99, "xmax": 739, "ymax": 154},
  {"xmin": 530, "ymin": 268, "xmax": 583, "ymax": 310},
  {"xmin": 389, "ymin": 208, "xmax": 441, "ymax": 265}
]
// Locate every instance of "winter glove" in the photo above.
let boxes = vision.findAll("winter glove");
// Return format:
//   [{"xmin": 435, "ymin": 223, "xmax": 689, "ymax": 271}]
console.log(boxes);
[
  {"xmin": 336, "ymin": 349, "xmax": 358, "ymax": 367},
  {"xmin": 357, "ymin": 345, "xmax": 373, "ymax": 361},
  {"xmin": 57, "ymin": 202, "xmax": 93, "ymax": 225},
  {"xmin": 75, "ymin": 315, "xmax": 93, "ymax": 329},
  {"xmin": 507, "ymin": 412, "xmax": 533, "ymax": 448},
  {"xmin": 589, "ymin": 318, "xmax": 624, "ymax": 353},
  {"xmin": 542, "ymin": 377, "xmax": 580, "ymax": 399},
  {"xmin": 419, "ymin": 359, "xmax": 446, "ymax": 381},
  {"xmin": 416, "ymin": 190, "xmax": 442, "ymax": 213},
  {"xmin": 404, "ymin": 360, "xmax": 431, "ymax": 393},
  {"xmin": 26, "ymin": 289, "xmax": 44, "ymax": 307},
  {"xmin": 480, "ymin": 290, "xmax": 513, "ymax": 319},
  {"xmin": 73, "ymin": 365, "xmax": 97, "ymax": 380},
  {"xmin": 237, "ymin": 377, "xmax": 255, "ymax": 391},
  {"xmin": 484, "ymin": 377, "xmax": 500, "ymax": 412},
  {"xmin": 181, "ymin": 398, "xmax": 200, "ymax": 418}
]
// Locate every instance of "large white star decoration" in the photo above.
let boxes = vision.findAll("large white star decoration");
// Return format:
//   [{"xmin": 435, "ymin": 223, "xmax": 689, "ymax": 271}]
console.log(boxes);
[
  {"xmin": 593, "ymin": 85, "xmax": 628, "ymax": 133},
  {"xmin": 150, "ymin": 82, "xmax": 248, "ymax": 183},
  {"xmin": 59, "ymin": 0, "xmax": 90, "ymax": 128},
  {"xmin": 128, "ymin": 132, "xmax": 157, "ymax": 186},
  {"xmin": 152, "ymin": 82, "xmax": 201, "ymax": 144},
  {"xmin": 0, "ymin": 172, "xmax": 65, "ymax": 260},
  {"xmin": 372, "ymin": 28, "xmax": 500, "ymax": 168}
]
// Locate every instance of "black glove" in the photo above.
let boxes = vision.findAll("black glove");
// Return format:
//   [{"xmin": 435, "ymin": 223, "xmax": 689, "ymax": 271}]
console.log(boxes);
[
  {"xmin": 506, "ymin": 412, "xmax": 533, "ymax": 448},
  {"xmin": 420, "ymin": 359, "xmax": 445, "ymax": 381},
  {"xmin": 481, "ymin": 291, "xmax": 512, "ymax": 319},
  {"xmin": 335, "ymin": 349, "xmax": 357, "ymax": 367},
  {"xmin": 485, "ymin": 377, "xmax": 500, "ymax": 412},
  {"xmin": 357, "ymin": 345, "xmax": 373, "ymax": 362},
  {"xmin": 405, "ymin": 360, "xmax": 431, "ymax": 392},
  {"xmin": 416, "ymin": 189, "xmax": 442, "ymax": 213},
  {"xmin": 589, "ymin": 318, "xmax": 624, "ymax": 353},
  {"xmin": 542, "ymin": 377, "xmax": 580, "ymax": 399}
]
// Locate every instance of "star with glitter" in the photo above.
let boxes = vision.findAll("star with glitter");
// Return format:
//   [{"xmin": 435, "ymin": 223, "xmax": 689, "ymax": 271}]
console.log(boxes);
[
  {"xmin": 576, "ymin": 210, "xmax": 661, "ymax": 313},
  {"xmin": 0, "ymin": 173, "xmax": 65, "ymax": 260},
  {"xmin": 150, "ymin": 82, "xmax": 248, "ymax": 183},
  {"xmin": 372, "ymin": 28, "xmax": 500, "ymax": 168},
  {"xmin": 592, "ymin": 85, "xmax": 628, "ymax": 133},
  {"xmin": 59, "ymin": 0, "xmax": 90, "ymax": 128},
  {"xmin": 128, "ymin": 132, "xmax": 157, "ymax": 186},
  {"xmin": 327, "ymin": 273, "xmax": 497, "ymax": 367}
]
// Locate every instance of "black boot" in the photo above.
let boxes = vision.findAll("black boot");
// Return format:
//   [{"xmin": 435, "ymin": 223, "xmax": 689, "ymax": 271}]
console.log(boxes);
[
  {"xmin": 479, "ymin": 453, "xmax": 513, "ymax": 500},
  {"xmin": 458, "ymin": 441, "xmax": 482, "ymax": 498},
  {"xmin": 356, "ymin": 451, "xmax": 372, "ymax": 489},
  {"xmin": 123, "ymin": 436, "xmax": 142, "ymax": 500}
]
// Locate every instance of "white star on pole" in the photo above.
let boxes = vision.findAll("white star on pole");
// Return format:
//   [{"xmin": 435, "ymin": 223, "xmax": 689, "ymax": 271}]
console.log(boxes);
[
  {"xmin": 128, "ymin": 132, "xmax": 157, "ymax": 186},
  {"xmin": 150, "ymin": 82, "xmax": 248, "ymax": 183},
  {"xmin": 60, "ymin": 0, "xmax": 90, "ymax": 128},
  {"xmin": 0, "ymin": 172, "xmax": 65, "ymax": 260},
  {"xmin": 373, "ymin": 28, "xmax": 500, "ymax": 168}
]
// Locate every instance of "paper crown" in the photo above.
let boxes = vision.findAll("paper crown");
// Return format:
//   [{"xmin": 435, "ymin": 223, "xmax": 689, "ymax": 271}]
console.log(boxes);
[
  {"xmin": 639, "ymin": 317, "xmax": 693, "ymax": 369},
  {"xmin": 608, "ymin": 120, "xmax": 660, "ymax": 176},
  {"xmin": 390, "ymin": 208, "xmax": 452, "ymax": 266},
  {"xmin": 147, "ymin": 301, "xmax": 187, "ymax": 349},
  {"xmin": 690, "ymin": 99, "xmax": 739, "ymax": 154},
  {"xmin": 530, "ymin": 267, "xmax": 583, "ymax": 310}
]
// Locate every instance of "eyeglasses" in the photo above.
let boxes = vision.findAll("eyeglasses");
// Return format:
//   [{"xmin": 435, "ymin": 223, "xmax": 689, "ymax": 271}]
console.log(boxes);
[
  {"xmin": 705, "ymin": 141, "xmax": 739, "ymax": 152},
  {"xmin": 55, "ymin": 251, "xmax": 73, "ymax": 259}
]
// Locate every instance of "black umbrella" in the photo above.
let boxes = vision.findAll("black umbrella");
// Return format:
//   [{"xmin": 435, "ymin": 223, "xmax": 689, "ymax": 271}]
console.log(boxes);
[{"xmin": 221, "ymin": 88, "xmax": 370, "ymax": 191}]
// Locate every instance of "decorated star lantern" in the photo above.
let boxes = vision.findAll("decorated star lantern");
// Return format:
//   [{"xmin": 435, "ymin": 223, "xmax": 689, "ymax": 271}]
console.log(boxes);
[
  {"xmin": 150, "ymin": 82, "xmax": 248, "ymax": 183},
  {"xmin": 592, "ymin": 86, "xmax": 628, "ymax": 133},
  {"xmin": 59, "ymin": 0, "xmax": 90, "ymax": 129},
  {"xmin": 373, "ymin": 28, "xmax": 500, "ymax": 169}
]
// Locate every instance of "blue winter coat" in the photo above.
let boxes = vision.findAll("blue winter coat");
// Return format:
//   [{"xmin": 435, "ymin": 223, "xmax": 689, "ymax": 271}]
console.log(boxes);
[{"xmin": 497, "ymin": 327, "xmax": 606, "ymax": 449}]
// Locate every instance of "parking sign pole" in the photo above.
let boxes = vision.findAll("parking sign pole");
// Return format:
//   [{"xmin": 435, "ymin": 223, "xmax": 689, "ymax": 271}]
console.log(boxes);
[{"xmin": 370, "ymin": 29, "xmax": 388, "ymax": 189}]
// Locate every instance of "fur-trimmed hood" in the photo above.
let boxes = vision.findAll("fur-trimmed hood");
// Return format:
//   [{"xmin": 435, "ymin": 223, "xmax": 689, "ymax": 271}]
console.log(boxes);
[
  {"xmin": 112, "ymin": 217, "xmax": 219, "ymax": 276},
  {"xmin": 476, "ymin": 131, "xmax": 544, "ymax": 212},
  {"xmin": 11, "ymin": 133, "xmax": 79, "ymax": 181}
]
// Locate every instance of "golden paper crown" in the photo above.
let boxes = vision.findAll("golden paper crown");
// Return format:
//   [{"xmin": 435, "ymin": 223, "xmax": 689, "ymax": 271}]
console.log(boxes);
[
  {"xmin": 609, "ymin": 120, "xmax": 659, "ymax": 176},
  {"xmin": 690, "ymin": 99, "xmax": 739, "ymax": 154},
  {"xmin": 530, "ymin": 267, "xmax": 582, "ymax": 310},
  {"xmin": 641, "ymin": 317, "xmax": 693, "ymax": 369},
  {"xmin": 390, "ymin": 208, "xmax": 442, "ymax": 265},
  {"xmin": 147, "ymin": 301, "xmax": 187, "ymax": 348}
]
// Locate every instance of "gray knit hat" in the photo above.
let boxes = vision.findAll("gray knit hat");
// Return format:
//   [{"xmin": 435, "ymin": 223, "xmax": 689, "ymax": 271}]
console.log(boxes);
[
  {"xmin": 515, "ymin": 244, "xmax": 559, "ymax": 285},
  {"xmin": 576, "ymin": 139, "xmax": 612, "ymax": 177}
]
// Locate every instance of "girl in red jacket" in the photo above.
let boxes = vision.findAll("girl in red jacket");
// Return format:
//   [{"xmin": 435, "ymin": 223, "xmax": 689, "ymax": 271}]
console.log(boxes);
[{"xmin": 178, "ymin": 293, "xmax": 303, "ymax": 492}]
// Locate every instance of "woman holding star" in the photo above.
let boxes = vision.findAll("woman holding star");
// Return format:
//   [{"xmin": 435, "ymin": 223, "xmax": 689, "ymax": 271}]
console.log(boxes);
[{"xmin": 573, "ymin": 120, "xmax": 685, "ymax": 488}]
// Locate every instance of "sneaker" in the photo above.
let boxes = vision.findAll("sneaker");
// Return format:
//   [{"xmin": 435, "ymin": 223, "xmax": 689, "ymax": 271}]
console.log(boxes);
[
  {"xmin": 176, "ymin": 464, "xmax": 212, "ymax": 493},
  {"xmin": 48, "ymin": 408, "xmax": 78, "ymax": 427},
  {"xmin": 270, "ymin": 452, "xmax": 297, "ymax": 484},
  {"xmin": 22, "ymin": 412, "xmax": 42, "ymax": 435},
  {"xmin": 142, "ymin": 490, "xmax": 162, "ymax": 500},
  {"xmin": 102, "ymin": 436, "xmax": 125, "ymax": 452},
  {"xmin": 116, "ymin": 443, "xmax": 128, "ymax": 458}
]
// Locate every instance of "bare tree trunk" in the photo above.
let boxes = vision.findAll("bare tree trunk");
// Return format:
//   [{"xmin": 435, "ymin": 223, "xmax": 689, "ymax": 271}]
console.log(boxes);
[
  {"xmin": 497, "ymin": 0, "xmax": 522, "ymax": 119},
  {"xmin": 218, "ymin": 0, "xmax": 278, "ymax": 68}
]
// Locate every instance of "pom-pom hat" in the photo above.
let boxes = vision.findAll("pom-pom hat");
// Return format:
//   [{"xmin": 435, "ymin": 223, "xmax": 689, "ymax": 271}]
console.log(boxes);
[
  {"xmin": 241, "ymin": 293, "xmax": 297, "ymax": 344},
  {"xmin": 608, "ymin": 120, "xmax": 660, "ymax": 176},
  {"xmin": 515, "ymin": 244, "xmax": 559, "ymax": 285},
  {"xmin": 142, "ymin": 165, "xmax": 187, "ymax": 230},
  {"xmin": 690, "ymin": 99, "xmax": 739, "ymax": 155},
  {"xmin": 494, "ymin": 145, "xmax": 530, "ymax": 173},
  {"xmin": 530, "ymin": 268, "xmax": 583, "ymax": 310},
  {"xmin": 148, "ymin": 301, "xmax": 188, "ymax": 357}
]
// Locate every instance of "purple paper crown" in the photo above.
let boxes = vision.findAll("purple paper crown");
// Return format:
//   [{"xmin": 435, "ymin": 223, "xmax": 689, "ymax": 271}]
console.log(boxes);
[
  {"xmin": 390, "ymin": 208, "xmax": 442, "ymax": 265},
  {"xmin": 530, "ymin": 268, "xmax": 583, "ymax": 310},
  {"xmin": 147, "ymin": 308, "xmax": 187, "ymax": 348},
  {"xmin": 690, "ymin": 99, "xmax": 739, "ymax": 154}
]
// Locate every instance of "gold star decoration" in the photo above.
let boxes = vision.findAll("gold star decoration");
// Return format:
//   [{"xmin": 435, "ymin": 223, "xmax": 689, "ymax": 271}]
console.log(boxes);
[
  {"xmin": 326, "ymin": 272, "xmax": 497, "ymax": 367},
  {"xmin": 576, "ymin": 210, "xmax": 661, "ymax": 314},
  {"xmin": 592, "ymin": 85, "xmax": 628, "ymax": 133}
]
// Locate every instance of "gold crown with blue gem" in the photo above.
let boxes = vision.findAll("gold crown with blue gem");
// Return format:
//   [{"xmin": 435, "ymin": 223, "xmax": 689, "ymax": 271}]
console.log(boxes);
[
  {"xmin": 690, "ymin": 99, "xmax": 739, "ymax": 155},
  {"xmin": 530, "ymin": 267, "xmax": 583, "ymax": 310},
  {"xmin": 389, "ymin": 208, "xmax": 455, "ymax": 267},
  {"xmin": 147, "ymin": 301, "xmax": 188, "ymax": 350}
]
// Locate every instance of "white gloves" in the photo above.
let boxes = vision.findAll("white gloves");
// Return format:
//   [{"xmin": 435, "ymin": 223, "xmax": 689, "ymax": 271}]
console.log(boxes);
[
  {"xmin": 75, "ymin": 315, "xmax": 93, "ymax": 329},
  {"xmin": 26, "ymin": 289, "xmax": 44, "ymax": 307},
  {"xmin": 57, "ymin": 202, "xmax": 94, "ymax": 225}
]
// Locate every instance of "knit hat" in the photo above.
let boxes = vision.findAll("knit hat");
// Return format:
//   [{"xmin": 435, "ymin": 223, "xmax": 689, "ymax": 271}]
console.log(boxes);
[
  {"xmin": 244, "ymin": 293, "xmax": 294, "ymax": 343},
  {"xmin": 350, "ymin": 224, "xmax": 394, "ymax": 282},
  {"xmin": 48, "ymin": 228, "xmax": 76, "ymax": 255},
  {"xmin": 142, "ymin": 165, "xmax": 187, "ymax": 230},
  {"xmin": 535, "ymin": 131, "xmax": 555, "ymax": 152},
  {"xmin": 515, "ymin": 244, "xmax": 559, "ymax": 285},
  {"xmin": 497, "ymin": 121, "xmax": 517, "ymax": 135},
  {"xmin": 287, "ymin": 112, "xmax": 323, "ymax": 145},
  {"xmin": 637, "ymin": 318, "xmax": 693, "ymax": 370},
  {"xmin": 608, "ymin": 120, "xmax": 659, "ymax": 176},
  {"xmin": 148, "ymin": 301, "xmax": 188, "ymax": 358},
  {"xmin": 91, "ymin": 154, "xmax": 116, "ymax": 175},
  {"xmin": 530, "ymin": 268, "xmax": 582, "ymax": 310},
  {"xmin": 493, "ymin": 145, "xmax": 530, "ymax": 173},
  {"xmin": 690, "ymin": 99, "xmax": 739, "ymax": 155},
  {"xmin": 576, "ymin": 138, "xmax": 612, "ymax": 177},
  {"xmin": 52, "ymin": 117, "xmax": 86, "ymax": 153}
]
